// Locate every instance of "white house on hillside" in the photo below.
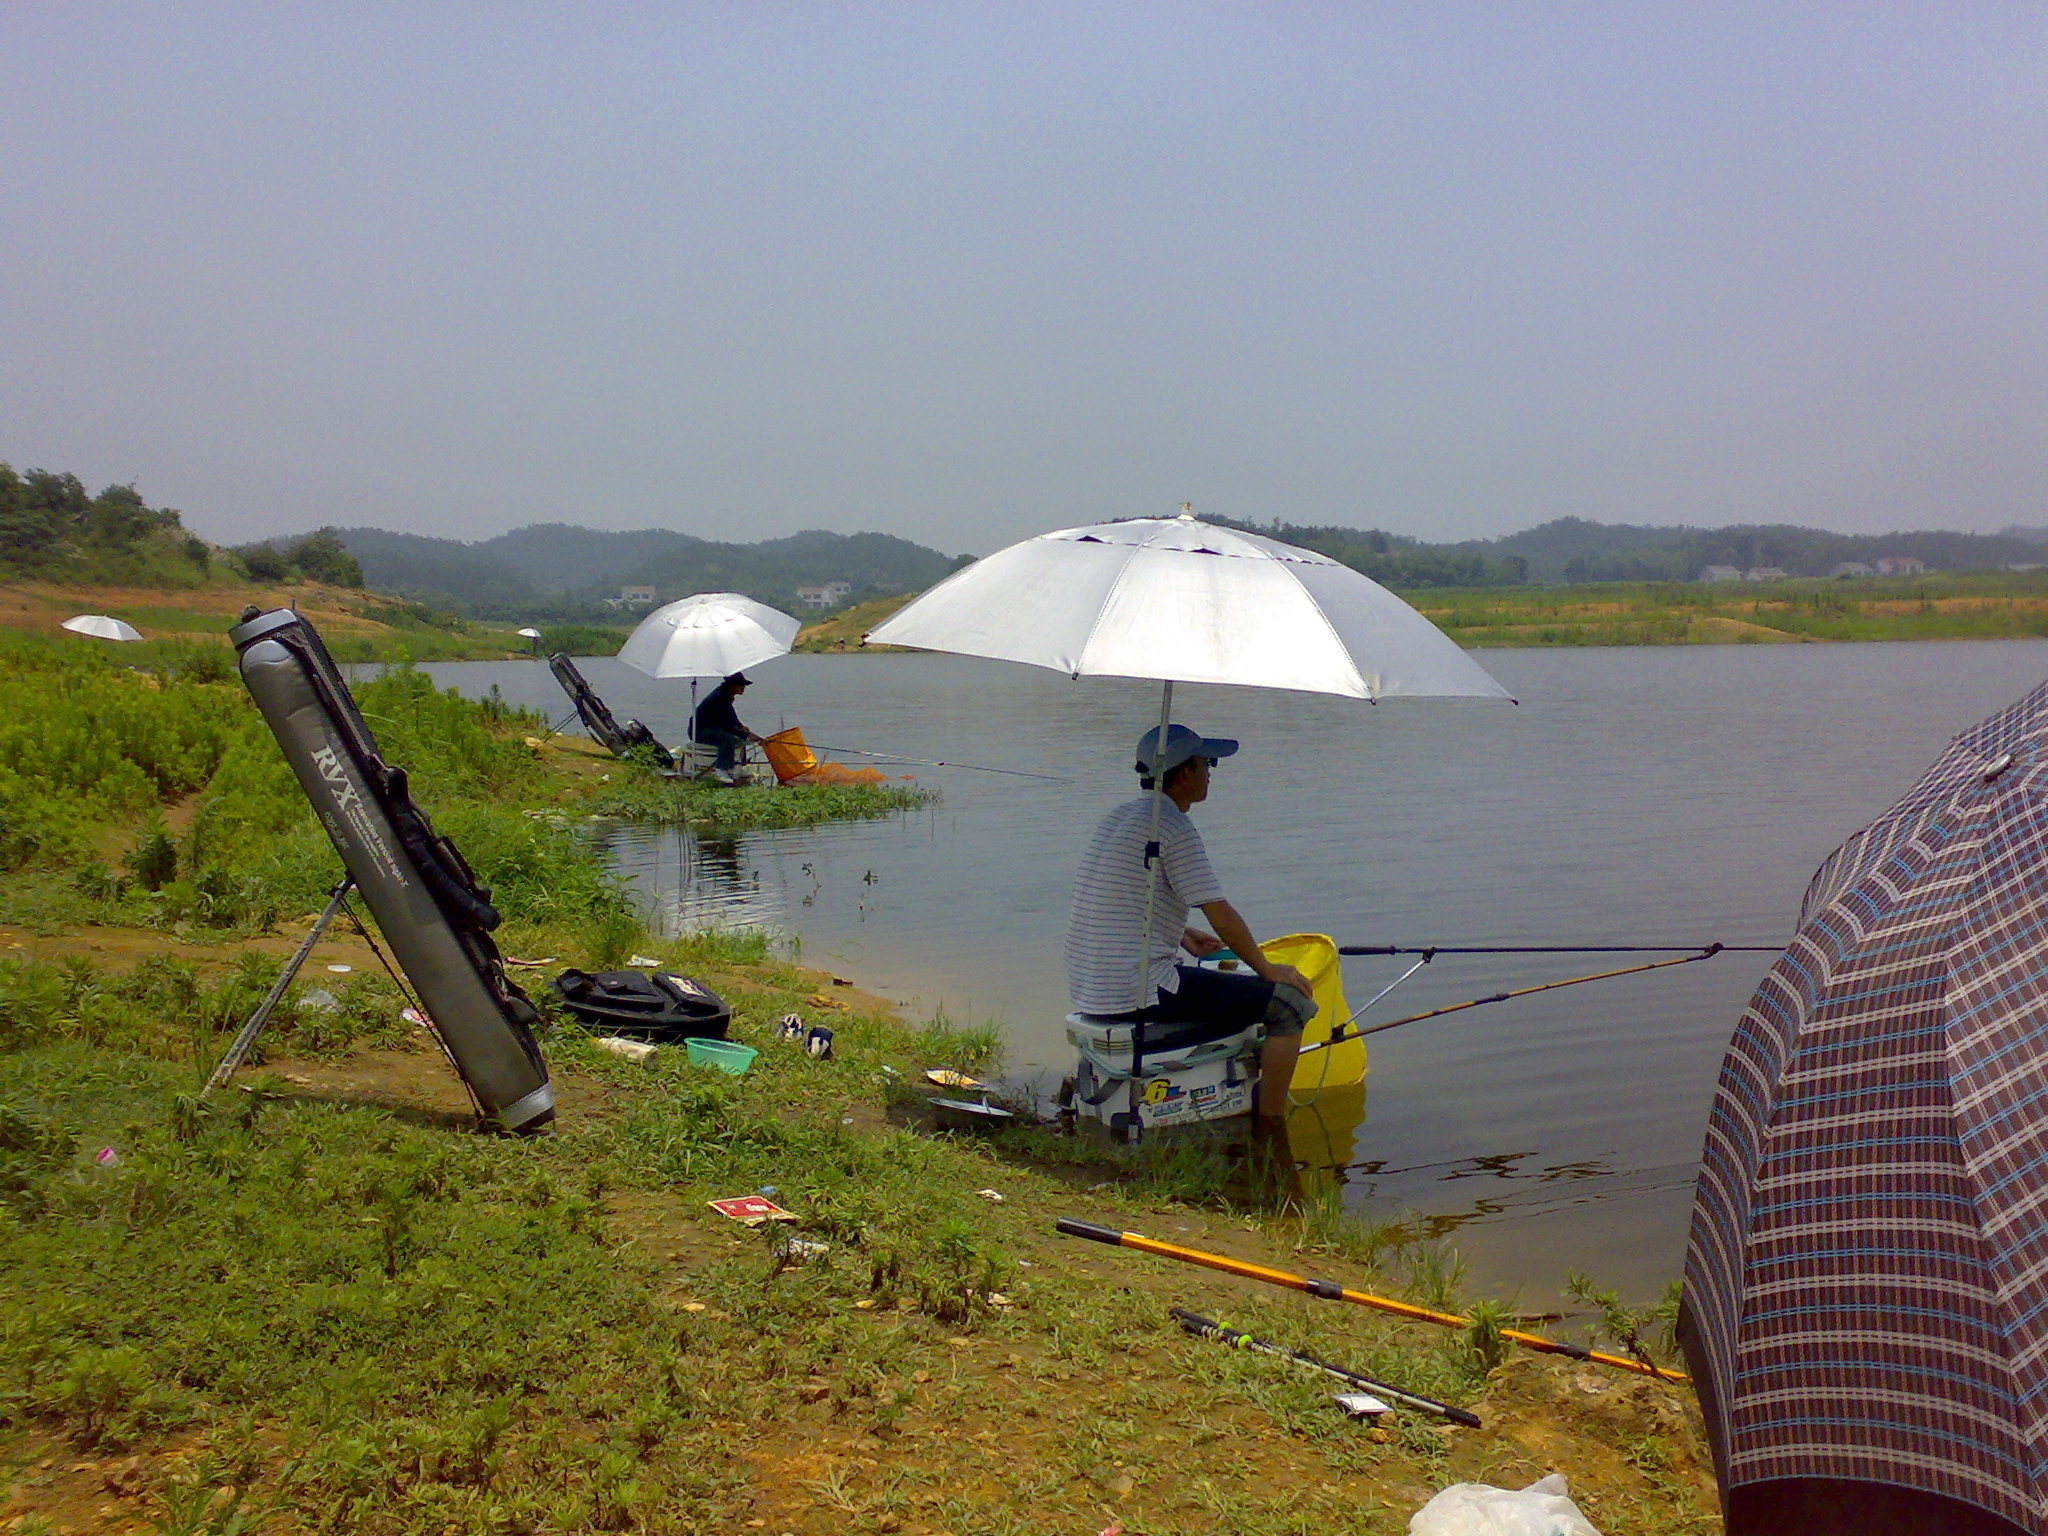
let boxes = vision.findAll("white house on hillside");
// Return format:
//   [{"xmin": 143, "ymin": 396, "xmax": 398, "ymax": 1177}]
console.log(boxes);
[
  {"xmin": 795, "ymin": 581, "xmax": 854, "ymax": 610},
  {"xmin": 1699, "ymin": 565, "xmax": 1743, "ymax": 582}
]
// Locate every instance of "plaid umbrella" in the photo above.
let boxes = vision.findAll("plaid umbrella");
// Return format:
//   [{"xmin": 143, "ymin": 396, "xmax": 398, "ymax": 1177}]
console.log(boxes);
[{"xmin": 1683, "ymin": 679, "xmax": 2048, "ymax": 1536}]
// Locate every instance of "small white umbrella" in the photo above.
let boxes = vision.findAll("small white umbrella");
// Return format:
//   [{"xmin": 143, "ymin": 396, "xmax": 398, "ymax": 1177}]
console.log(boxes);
[
  {"xmin": 867, "ymin": 510, "xmax": 1512, "ymax": 1009},
  {"xmin": 618, "ymin": 592, "xmax": 802, "ymax": 747},
  {"xmin": 618, "ymin": 592, "xmax": 801, "ymax": 680},
  {"xmin": 61, "ymin": 614, "xmax": 144, "ymax": 642}
]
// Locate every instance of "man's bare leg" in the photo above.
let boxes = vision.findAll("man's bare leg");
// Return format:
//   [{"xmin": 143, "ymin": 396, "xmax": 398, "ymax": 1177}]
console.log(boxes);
[{"xmin": 1256, "ymin": 1032, "xmax": 1300, "ymax": 1119}]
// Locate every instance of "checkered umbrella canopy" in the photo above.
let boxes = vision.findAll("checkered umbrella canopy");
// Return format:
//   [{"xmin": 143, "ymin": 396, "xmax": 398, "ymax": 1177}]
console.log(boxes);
[{"xmin": 1685, "ymin": 679, "xmax": 2048, "ymax": 1536}]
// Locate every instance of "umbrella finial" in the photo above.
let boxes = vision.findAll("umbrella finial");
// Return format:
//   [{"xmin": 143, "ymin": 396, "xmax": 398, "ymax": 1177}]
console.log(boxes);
[{"xmin": 1179, "ymin": 502, "xmax": 1194, "ymax": 520}]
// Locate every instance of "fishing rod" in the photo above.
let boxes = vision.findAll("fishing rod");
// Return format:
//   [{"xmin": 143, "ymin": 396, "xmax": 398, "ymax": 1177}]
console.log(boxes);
[
  {"xmin": 1057, "ymin": 1218, "xmax": 1688, "ymax": 1383},
  {"xmin": 795, "ymin": 738, "xmax": 1069, "ymax": 781},
  {"xmin": 1171, "ymin": 1308, "xmax": 1481, "ymax": 1427},
  {"xmin": 1296, "ymin": 948, "xmax": 1731, "ymax": 1055},
  {"xmin": 1341, "ymin": 943, "xmax": 1783, "ymax": 956}
]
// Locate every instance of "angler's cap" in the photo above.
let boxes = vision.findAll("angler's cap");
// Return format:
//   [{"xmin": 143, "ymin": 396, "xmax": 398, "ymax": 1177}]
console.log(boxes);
[{"xmin": 1135, "ymin": 723, "xmax": 1239, "ymax": 778}]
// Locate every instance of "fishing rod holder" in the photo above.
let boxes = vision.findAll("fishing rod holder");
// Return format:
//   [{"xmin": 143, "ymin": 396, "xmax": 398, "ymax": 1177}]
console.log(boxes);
[{"xmin": 202, "ymin": 877, "xmax": 355, "ymax": 1097}]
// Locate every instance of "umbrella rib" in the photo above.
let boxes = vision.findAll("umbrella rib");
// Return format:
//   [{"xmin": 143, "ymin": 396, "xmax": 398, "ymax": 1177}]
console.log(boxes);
[
  {"xmin": 1071, "ymin": 546, "xmax": 1141, "ymax": 679},
  {"xmin": 1279, "ymin": 563, "xmax": 1374, "ymax": 700}
]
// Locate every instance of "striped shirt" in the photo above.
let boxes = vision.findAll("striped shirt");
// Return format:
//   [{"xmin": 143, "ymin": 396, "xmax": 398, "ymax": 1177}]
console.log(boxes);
[{"xmin": 1065, "ymin": 794, "xmax": 1226, "ymax": 1014}]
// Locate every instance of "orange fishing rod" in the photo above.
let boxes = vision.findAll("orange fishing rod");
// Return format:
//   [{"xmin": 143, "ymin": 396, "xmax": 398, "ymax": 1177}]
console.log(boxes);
[{"xmin": 1056, "ymin": 1218, "xmax": 1688, "ymax": 1384}]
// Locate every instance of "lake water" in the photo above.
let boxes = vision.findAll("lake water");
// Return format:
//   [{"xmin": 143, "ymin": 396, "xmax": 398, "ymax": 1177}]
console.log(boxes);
[{"xmin": 422, "ymin": 641, "xmax": 2048, "ymax": 1304}]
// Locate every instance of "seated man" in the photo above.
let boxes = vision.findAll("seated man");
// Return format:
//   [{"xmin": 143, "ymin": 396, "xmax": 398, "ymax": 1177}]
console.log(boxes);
[
  {"xmin": 1063, "ymin": 723, "xmax": 1316, "ymax": 1119},
  {"xmin": 690, "ymin": 671, "xmax": 764, "ymax": 780}
]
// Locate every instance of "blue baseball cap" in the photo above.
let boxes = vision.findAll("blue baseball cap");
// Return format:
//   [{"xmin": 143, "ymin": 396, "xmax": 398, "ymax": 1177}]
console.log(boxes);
[{"xmin": 1135, "ymin": 723, "xmax": 1239, "ymax": 778}]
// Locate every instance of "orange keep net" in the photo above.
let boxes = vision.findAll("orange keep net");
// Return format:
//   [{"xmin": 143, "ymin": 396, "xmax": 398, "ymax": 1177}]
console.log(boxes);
[{"xmin": 762, "ymin": 726, "xmax": 897, "ymax": 787}]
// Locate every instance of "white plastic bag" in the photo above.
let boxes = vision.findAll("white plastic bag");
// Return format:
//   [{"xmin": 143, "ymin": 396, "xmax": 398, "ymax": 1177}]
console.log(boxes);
[{"xmin": 1408, "ymin": 1473, "xmax": 1602, "ymax": 1536}]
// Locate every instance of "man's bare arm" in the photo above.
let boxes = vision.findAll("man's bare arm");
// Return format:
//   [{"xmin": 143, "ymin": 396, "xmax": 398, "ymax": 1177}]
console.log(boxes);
[{"xmin": 1197, "ymin": 899, "xmax": 1312, "ymax": 997}]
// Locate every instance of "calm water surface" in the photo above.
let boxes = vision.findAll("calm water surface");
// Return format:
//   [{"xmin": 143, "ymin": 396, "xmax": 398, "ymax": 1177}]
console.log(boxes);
[{"xmin": 424, "ymin": 641, "xmax": 2048, "ymax": 1303}]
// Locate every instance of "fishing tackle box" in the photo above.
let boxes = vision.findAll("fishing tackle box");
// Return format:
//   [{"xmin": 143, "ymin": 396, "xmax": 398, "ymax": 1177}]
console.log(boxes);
[
  {"xmin": 551, "ymin": 969, "xmax": 731, "ymax": 1043},
  {"xmin": 1064, "ymin": 1014, "xmax": 1260, "ymax": 1139}
]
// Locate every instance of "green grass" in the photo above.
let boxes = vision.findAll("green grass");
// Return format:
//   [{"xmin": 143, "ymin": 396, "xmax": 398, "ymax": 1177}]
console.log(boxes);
[{"xmin": 1412, "ymin": 570, "xmax": 2048, "ymax": 647}]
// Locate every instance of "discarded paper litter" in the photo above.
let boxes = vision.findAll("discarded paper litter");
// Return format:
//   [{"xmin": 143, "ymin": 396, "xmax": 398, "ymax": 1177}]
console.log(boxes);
[{"xmin": 708, "ymin": 1195, "xmax": 798, "ymax": 1226}]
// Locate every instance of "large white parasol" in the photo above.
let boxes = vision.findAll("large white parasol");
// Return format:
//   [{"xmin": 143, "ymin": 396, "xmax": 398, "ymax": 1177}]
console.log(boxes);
[
  {"xmin": 867, "ymin": 510, "xmax": 1512, "ymax": 1015},
  {"xmin": 60, "ymin": 614, "xmax": 144, "ymax": 642},
  {"xmin": 865, "ymin": 511, "xmax": 1510, "ymax": 700}
]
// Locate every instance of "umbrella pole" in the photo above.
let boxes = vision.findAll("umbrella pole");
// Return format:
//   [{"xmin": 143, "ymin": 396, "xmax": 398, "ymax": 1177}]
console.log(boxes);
[{"xmin": 1136, "ymin": 680, "xmax": 1174, "ymax": 1013}]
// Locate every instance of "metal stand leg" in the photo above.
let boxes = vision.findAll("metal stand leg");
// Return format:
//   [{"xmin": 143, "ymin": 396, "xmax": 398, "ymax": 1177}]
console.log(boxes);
[{"xmin": 202, "ymin": 878, "xmax": 353, "ymax": 1096}]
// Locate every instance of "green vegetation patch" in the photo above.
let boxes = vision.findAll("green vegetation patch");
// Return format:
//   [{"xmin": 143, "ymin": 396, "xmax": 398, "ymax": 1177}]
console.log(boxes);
[
  {"xmin": 1411, "ymin": 571, "xmax": 2048, "ymax": 647},
  {"xmin": 580, "ymin": 774, "xmax": 933, "ymax": 832}
]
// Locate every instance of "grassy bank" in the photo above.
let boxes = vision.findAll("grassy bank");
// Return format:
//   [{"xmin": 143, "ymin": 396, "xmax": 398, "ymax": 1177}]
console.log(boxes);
[
  {"xmin": 795, "ymin": 571, "xmax": 2048, "ymax": 655},
  {"xmin": 1415, "ymin": 570, "xmax": 2048, "ymax": 647},
  {"xmin": 0, "ymin": 578, "xmax": 601, "ymax": 663},
  {"xmin": 0, "ymin": 631, "xmax": 1715, "ymax": 1535}
]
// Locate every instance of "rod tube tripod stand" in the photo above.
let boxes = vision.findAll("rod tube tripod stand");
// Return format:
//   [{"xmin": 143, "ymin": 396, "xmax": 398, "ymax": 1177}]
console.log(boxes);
[{"xmin": 202, "ymin": 878, "xmax": 354, "ymax": 1096}]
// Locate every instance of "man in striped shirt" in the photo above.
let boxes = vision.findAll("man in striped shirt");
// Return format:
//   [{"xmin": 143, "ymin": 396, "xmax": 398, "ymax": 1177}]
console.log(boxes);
[{"xmin": 1064, "ymin": 723, "xmax": 1316, "ymax": 1119}]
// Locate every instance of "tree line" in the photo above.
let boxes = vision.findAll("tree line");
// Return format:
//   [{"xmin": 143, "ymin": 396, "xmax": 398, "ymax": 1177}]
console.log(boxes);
[
  {"xmin": 1215, "ymin": 512, "xmax": 2048, "ymax": 587},
  {"xmin": 0, "ymin": 464, "xmax": 209, "ymax": 585},
  {"xmin": 0, "ymin": 461, "xmax": 366, "ymax": 590}
]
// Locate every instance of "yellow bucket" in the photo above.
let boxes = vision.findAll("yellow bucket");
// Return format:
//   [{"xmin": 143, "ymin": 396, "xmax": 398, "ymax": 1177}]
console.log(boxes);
[
  {"xmin": 1260, "ymin": 933, "xmax": 1367, "ymax": 1093},
  {"xmin": 762, "ymin": 726, "xmax": 818, "ymax": 784}
]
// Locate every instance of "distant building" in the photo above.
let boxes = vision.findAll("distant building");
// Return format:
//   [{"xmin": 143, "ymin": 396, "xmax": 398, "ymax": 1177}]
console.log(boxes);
[
  {"xmin": 795, "ymin": 581, "xmax": 854, "ymax": 610},
  {"xmin": 1743, "ymin": 567, "xmax": 1788, "ymax": 582},
  {"xmin": 1827, "ymin": 562, "xmax": 1876, "ymax": 578},
  {"xmin": 1873, "ymin": 555, "xmax": 1928, "ymax": 577},
  {"xmin": 1699, "ymin": 565, "xmax": 1743, "ymax": 582},
  {"xmin": 619, "ymin": 584, "xmax": 656, "ymax": 604}
]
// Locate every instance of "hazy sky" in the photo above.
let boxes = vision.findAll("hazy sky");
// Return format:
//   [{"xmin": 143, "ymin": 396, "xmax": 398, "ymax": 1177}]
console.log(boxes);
[{"xmin": 4, "ymin": 4, "xmax": 2045, "ymax": 554}]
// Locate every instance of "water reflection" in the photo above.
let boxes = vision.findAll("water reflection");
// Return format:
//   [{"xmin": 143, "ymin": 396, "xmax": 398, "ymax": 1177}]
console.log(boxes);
[
  {"xmin": 1284, "ymin": 1085, "xmax": 1369, "ymax": 1177},
  {"xmin": 593, "ymin": 821, "xmax": 793, "ymax": 937}
]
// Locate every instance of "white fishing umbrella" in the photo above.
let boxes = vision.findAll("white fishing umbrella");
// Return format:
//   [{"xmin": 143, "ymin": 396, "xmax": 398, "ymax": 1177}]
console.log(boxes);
[
  {"xmin": 866, "ymin": 511, "xmax": 1510, "ymax": 701},
  {"xmin": 866, "ymin": 509, "xmax": 1512, "ymax": 1014},
  {"xmin": 60, "ymin": 614, "xmax": 143, "ymax": 642},
  {"xmin": 619, "ymin": 591, "xmax": 803, "ymax": 750},
  {"xmin": 618, "ymin": 592, "xmax": 801, "ymax": 680}
]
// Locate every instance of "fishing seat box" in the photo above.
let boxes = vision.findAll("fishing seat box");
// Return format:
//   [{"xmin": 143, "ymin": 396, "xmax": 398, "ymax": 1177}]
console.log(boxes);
[
  {"xmin": 1065, "ymin": 1013, "xmax": 1261, "ymax": 1139},
  {"xmin": 552, "ymin": 969, "xmax": 731, "ymax": 1044}
]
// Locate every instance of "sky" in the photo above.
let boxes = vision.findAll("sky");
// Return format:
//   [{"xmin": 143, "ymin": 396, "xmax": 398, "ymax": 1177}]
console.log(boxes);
[{"xmin": 4, "ymin": 4, "xmax": 2045, "ymax": 555}]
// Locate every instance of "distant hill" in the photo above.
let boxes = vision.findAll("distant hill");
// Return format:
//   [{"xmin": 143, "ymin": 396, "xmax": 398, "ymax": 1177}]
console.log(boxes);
[
  {"xmin": 313, "ymin": 523, "xmax": 965, "ymax": 619},
  {"xmin": 1216, "ymin": 513, "xmax": 2048, "ymax": 586},
  {"xmin": 284, "ymin": 512, "xmax": 2048, "ymax": 615}
]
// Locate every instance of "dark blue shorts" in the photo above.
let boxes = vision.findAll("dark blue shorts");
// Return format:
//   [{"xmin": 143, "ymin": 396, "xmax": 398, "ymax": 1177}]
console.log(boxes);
[{"xmin": 1098, "ymin": 964, "xmax": 1308, "ymax": 1048}]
